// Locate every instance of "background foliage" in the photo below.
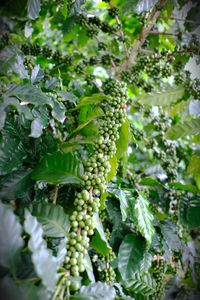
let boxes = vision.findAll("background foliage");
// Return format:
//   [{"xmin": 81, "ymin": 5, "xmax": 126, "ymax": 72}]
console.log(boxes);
[{"xmin": 0, "ymin": 0, "xmax": 200, "ymax": 299}]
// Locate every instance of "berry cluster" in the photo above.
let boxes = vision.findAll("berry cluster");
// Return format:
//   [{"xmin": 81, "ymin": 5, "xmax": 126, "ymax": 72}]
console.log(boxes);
[
  {"xmin": 75, "ymin": 13, "xmax": 116, "ymax": 36},
  {"xmin": 62, "ymin": 79, "xmax": 128, "ymax": 290},
  {"xmin": 152, "ymin": 258, "xmax": 165, "ymax": 300},
  {"xmin": 92, "ymin": 250, "xmax": 116, "ymax": 284},
  {"xmin": 21, "ymin": 43, "xmax": 72, "ymax": 65}
]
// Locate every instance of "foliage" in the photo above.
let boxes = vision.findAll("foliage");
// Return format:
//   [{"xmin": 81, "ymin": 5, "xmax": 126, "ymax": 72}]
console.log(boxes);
[{"xmin": 0, "ymin": 0, "xmax": 200, "ymax": 299}]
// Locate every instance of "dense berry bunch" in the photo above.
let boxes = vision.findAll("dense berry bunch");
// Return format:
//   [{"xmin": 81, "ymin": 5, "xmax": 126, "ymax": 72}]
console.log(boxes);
[
  {"xmin": 61, "ymin": 79, "xmax": 127, "ymax": 290},
  {"xmin": 152, "ymin": 259, "xmax": 165, "ymax": 300}
]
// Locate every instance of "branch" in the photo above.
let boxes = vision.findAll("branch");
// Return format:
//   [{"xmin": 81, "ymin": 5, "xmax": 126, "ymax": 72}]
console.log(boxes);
[
  {"xmin": 118, "ymin": 0, "xmax": 167, "ymax": 75},
  {"xmin": 53, "ymin": 185, "xmax": 59, "ymax": 204},
  {"xmin": 160, "ymin": 16, "xmax": 200, "ymax": 25}
]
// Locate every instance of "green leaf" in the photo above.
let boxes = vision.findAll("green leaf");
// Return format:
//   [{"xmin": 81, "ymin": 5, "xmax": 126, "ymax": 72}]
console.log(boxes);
[
  {"xmin": 27, "ymin": 0, "xmax": 41, "ymax": 20},
  {"xmin": 169, "ymin": 182, "xmax": 198, "ymax": 193},
  {"xmin": 7, "ymin": 84, "xmax": 52, "ymax": 107},
  {"xmin": 123, "ymin": 0, "xmax": 139, "ymax": 14},
  {"xmin": 32, "ymin": 203, "xmax": 70, "ymax": 237},
  {"xmin": 166, "ymin": 118, "xmax": 200, "ymax": 140},
  {"xmin": 91, "ymin": 213, "xmax": 111, "ymax": 256},
  {"xmin": 107, "ymin": 183, "xmax": 129, "ymax": 222},
  {"xmin": 187, "ymin": 199, "xmax": 200, "ymax": 228},
  {"xmin": 187, "ymin": 155, "xmax": 200, "ymax": 177},
  {"xmin": 0, "ymin": 168, "xmax": 33, "ymax": 201},
  {"xmin": 78, "ymin": 105, "xmax": 104, "ymax": 123},
  {"xmin": 51, "ymin": 97, "xmax": 66, "ymax": 123},
  {"xmin": 160, "ymin": 221, "xmax": 182, "ymax": 251},
  {"xmin": 30, "ymin": 106, "xmax": 49, "ymax": 138},
  {"xmin": 139, "ymin": 177, "xmax": 161, "ymax": 186},
  {"xmin": 31, "ymin": 151, "xmax": 84, "ymax": 185},
  {"xmin": 24, "ymin": 211, "xmax": 59, "ymax": 291},
  {"xmin": 0, "ymin": 96, "xmax": 32, "ymax": 129},
  {"xmin": 83, "ymin": 253, "xmax": 95, "ymax": 283},
  {"xmin": 118, "ymin": 234, "xmax": 147, "ymax": 280},
  {"xmin": 77, "ymin": 93, "xmax": 110, "ymax": 108},
  {"xmin": 68, "ymin": 0, "xmax": 86, "ymax": 17},
  {"xmin": 135, "ymin": 0, "xmax": 158, "ymax": 13},
  {"xmin": 138, "ymin": 86, "xmax": 185, "ymax": 106},
  {"xmin": 134, "ymin": 192, "xmax": 155, "ymax": 246},
  {"xmin": 72, "ymin": 282, "xmax": 116, "ymax": 300},
  {"xmin": 116, "ymin": 119, "xmax": 130, "ymax": 159},
  {"xmin": 0, "ymin": 46, "xmax": 28, "ymax": 78},
  {"xmin": 107, "ymin": 155, "xmax": 118, "ymax": 181},
  {"xmin": 125, "ymin": 273, "xmax": 156, "ymax": 295},
  {"xmin": 0, "ymin": 202, "xmax": 24, "ymax": 268},
  {"xmin": 0, "ymin": 139, "xmax": 27, "ymax": 175}
]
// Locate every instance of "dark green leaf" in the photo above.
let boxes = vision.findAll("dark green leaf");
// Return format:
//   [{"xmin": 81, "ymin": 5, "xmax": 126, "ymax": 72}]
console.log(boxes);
[
  {"xmin": 91, "ymin": 213, "xmax": 111, "ymax": 256},
  {"xmin": 32, "ymin": 203, "xmax": 70, "ymax": 237},
  {"xmin": 160, "ymin": 221, "xmax": 182, "ymax": 252},
  {"xmin": 83, "ymin": 253, "xmax": 95, "ymax": 283},
  {"xmin": 68, "ymin": 0, "xmax": 86, "ymax": 16},
  {"xmin": 0, "ymin": 168, "xmax": 33, "ymax": 201},
  {"xmin": 7, "ymin": 84, "xmax": 52, "ymax": 107},
  {"xmin": 31, "ymin": 151, "xmax": 84, "ymax": 185},
  {"xmin": 27, "ymin": 0, "xmax": 41, "ymax": 20},
  {"xmin": 125, "ymin": 273, "xmax": 156, "ymax": 295},
  {"xmin": 118, "ymin": 234, "xmax": 146, "ymax": 280},
  {"xmin": 0, "ymin": 202, "xmax": 24, "ymax": 268},
  {"xmin": 0, "ymin": 46, "xmax": 28, "ymax": 78},
  {"xmin": 0, "ymin": 139, "xmax": 27, "ymax": 175},
  {"xmin": 51, "ymin": 97, "xmax": 66, "ymax": 123},
  {"xmin": 187, "ymin": 198, "xmax": 200, "ymax": 228},
  {"xmin": 169, "ymin": 182, "xmax": 198, "ymax": 193}
]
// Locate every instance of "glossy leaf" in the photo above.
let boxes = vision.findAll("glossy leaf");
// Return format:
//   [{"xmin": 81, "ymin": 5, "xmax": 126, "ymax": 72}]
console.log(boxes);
[
  {"xmin": 0, "ymin": 202, "xmax": 24, "ymax": 268},
  {"xmin": 91, "ymin": 213, "xmax": 111, "ymax": 256},
  {"xmin": 27, "ymin": 0, "xmax": 41, "ymax": 20},
  {"xmin": 0, "ymin": 139, "xmax": 27, "ymax": 175},
  {"xmin": 118, "ymin": 234, "xmax": 146, "ymax": 280},
  {"xmin": 72, "ymin": 282, "xmax": 116, "ymax": 300},
  {"xmin": 32, "ymin": 203, "xmax": 70, "ymax": 237},
  {"xmin": 187, "ymin": 199, "xmax": 200, "ymax": 228},
  {"xmin": 0, "ymin": 168, "xmax": 33, "ymax": 201},
  {"xmin": 116, "ymin": 119, "xmax": 130, "ymax": 159},
  {"xmin": 134, "ymin": 192, "xmax": 155, "ymax": 246},
  {"xmin": 107, "ymin": 155, "xmax": 118, "ymax": 181},
  {"xmin": 77, "ymin": 93, "xmax": 110, "ymax": 108},
  {"xmin": 125, "ymin": 273, "xmax": 156, "ymax": 295},
  {"xmin": 135, "ymin": 0, "xmax": 158, "ymax": 13},
  {"xmin": 31, "ymin": 151, "xmax": 84, "ymax": 185},
  {"xmin": 160, "ymin": 221, "xmax": 182, "ymax": 252},
  {"xmin": 166, "ymin": 118, "xmax": 200, "ymax": 140},
  {"xmin": 138, "ymin": 86, "xmax": 185, "ymax": 106},
  {"xmin": 24, "ymin": 211, "xmax": 59, "ymax": 291}
]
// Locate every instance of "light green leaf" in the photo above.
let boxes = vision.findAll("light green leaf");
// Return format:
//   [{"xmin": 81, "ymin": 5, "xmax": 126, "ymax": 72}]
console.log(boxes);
[
  {"xmin": 187, "ymin": 155, "xmax": 200, "ymax": 177},
  {"xmin": 24, "ymin": 211, "xmax": 58, "ymax": 291},
  {"xmin": 72, "ymin": 282, "xmax": 116, "ymax": 300},
  {"xmin": 32, "ymin": 203, "xmax": 70, "ymax": 237},
  {"xmin": 138, "ymin": 86, "xmax": 185, "ymax": 106},
  {"xmin": 118, "ymin": 234, "xmax": 146, "ymax": 280},
  {"xmin": 31, "ymin": 151, "xmax": 84, "ymax": 185},
  {"xmin": 91, "ymin": 213, "xmax": 111, "ymax": 256},
  {"xmin": 166, "ymin": 118, "xmax": 200, "ymax": 140},
  {"xmin": 107, "ymin": 155, "xmax": 118, "ymax": 181},
  {"xmin": 0, "ymin": 202, "xmax": 24, "ymax": 268},
  {"xmin": 78, "ymin": 105, "xmax": 104, "ymax": 123},
  {"xmin": 116, "ymin": 119, "xmax": 130, "ymax": 159},
  {"xmin": 0, "ymin": 139, "xmax": 27, "ymax": 175},
  {"xmin": 134, "ymin": 192, "xmax": 155, "ymax": 246},
  {"xmin": 77, "ymin": 93, "xmax": 110, "ymax": 108}
]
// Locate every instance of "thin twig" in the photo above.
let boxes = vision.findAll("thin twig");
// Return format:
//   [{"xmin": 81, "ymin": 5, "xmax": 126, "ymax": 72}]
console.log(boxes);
[
  {"xmin": 109, "ymin": 1, "xmax": 129, "ymax": 59},
  {"xmin": 53, "ymin": 185, "xmax": 59, "ymax": 204},
  {"xmin": 149, "ymin": 31, "xmax": 179, "ymax": 36},
  {"xmin": 160, "ymin": 15, "xmax": 200, "ymax": 25}
]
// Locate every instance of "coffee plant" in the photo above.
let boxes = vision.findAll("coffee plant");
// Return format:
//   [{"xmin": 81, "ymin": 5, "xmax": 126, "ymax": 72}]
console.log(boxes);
[{"xmin": 0, "ymin": 0, "xmax": 200, "ymax": 299}]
